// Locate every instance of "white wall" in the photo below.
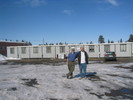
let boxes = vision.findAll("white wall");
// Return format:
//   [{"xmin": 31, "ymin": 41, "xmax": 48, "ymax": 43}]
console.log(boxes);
[
  {"xmin": 29, "ymin": 46, "xmax": 42, "ymax": 58},
  {"xmin": 132, "ymin": 43, "xmax": 133, "ymax": 57},
  {"xmin": 18, "ymin": 46, "xmax": 30, "ymax": 58},
  {"xmin": 87, "ymin": 45, "xmax": 100, "ymax": 58},
  {"xmin": 56, "ymin": 46, "xmax": 67, "ymax": 59},
  {"xmin": 7, "ymin": 42, "xmax": 133, "ymax": 59},
  {"xmin": 42, "ymin": 46, "xmax": 56, "ymax": 58},
  {"xmin": 115, "ymin": 43, "xmax": 131, "ymax": 57},
  {"xmin": 7, "ymin": 46, "xmax": 18, "ymax": 58}
]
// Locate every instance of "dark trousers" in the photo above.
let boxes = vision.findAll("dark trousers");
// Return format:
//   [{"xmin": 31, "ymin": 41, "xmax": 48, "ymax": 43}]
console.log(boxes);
[{"xmin": 67, "ymin": 61, "xmax": 75, "ymax": 77}]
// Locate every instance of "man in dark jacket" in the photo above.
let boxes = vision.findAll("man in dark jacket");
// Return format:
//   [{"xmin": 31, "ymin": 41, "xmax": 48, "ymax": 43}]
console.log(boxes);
[{"xmin": 76, "ymin": 46, "xmax": 89, "ymax": 77}]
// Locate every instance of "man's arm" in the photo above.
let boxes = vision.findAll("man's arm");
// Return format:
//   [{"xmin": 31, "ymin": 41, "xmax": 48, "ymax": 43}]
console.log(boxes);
[
  {"xmin": 67, "ymin": 53, "xmax": 70, "ymax": 64},
  {"xmin": 85, "ymin": 51, "xmax": 89, "ymax": 64},
  {"xmin": 66, "ymin": 58, "xmax": 69, "ymax": 65},
  {"xmin": 75, "ymin": 52, "xmax": 79, "ymax": 58},
  {"xmin": 86, "ymin": 52, "xmax": 89, "ymax": 59}
]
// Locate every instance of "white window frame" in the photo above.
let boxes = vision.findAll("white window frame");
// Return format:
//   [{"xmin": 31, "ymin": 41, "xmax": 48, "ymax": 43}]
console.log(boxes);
[
  {"xmin": 46, "ymin": 46, "xmax": 51, "ymax": 53},
  {"xmin": 10, "ymin": 48, "xmax": 15, "ymax": 54},
  {"xmin": 120, "ymin": 44, "xmax": 126, "ymax": 52},
  {"xmin": 104, "ymin": 45, "xmax": 110, "ymax": 52},
  {"xmin": 60, "ymin": 46, "xmax": 65, "ymax": 53},
  {"xmin": 33, "ymin": 47, "xmax": 38, "ymax": 54},
  {"xmin": 21, "ymin": 47, "xmax": 26, "ymax": 54},
  {"xmin": 89, "ymin": 45, "xmax": 95, "ymax": 52}
]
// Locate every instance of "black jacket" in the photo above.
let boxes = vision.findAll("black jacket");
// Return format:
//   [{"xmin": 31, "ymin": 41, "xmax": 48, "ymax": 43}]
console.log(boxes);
[{"xmin": 76, "ymin": 51, "xmax": 89, "ymax": 64}]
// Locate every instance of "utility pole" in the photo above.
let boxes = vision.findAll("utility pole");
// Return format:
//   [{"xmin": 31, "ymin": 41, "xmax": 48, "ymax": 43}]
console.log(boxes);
[{"xmin": 43, "ymin": 38, "xmax": 44, "ymax": 45}]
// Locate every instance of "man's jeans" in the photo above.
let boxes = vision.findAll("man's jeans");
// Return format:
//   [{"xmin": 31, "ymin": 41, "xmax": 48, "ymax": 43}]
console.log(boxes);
[{"xmin": 79, "ymin": 63, "xmax": 87, "ymax": 77}]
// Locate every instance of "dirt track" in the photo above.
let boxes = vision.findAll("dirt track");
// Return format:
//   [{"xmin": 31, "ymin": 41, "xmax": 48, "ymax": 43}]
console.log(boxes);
[{"xmin": 1, "ymin": 57, "xmax": 132, "ymax": 65}]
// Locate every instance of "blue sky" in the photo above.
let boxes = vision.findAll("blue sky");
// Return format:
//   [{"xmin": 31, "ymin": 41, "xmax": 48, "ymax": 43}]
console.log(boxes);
[{"xmin": 0, "ymin": 0, "xmax": 133, "ymax": 45}]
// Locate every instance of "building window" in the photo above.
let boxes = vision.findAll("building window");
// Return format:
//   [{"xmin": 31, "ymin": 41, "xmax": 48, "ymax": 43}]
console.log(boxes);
[
  {"xmin": 4, "ymin": 46, "xmax": 6, "ymax": 50},
  {"xmin": 0, "ymin": 46, "xmax": 6, "ymax": 50},
  {"xmin": 10, "ymin": 48, "xmax": 14, "ymax": 54},
  {"xmin": 120, "ymin": 44, "xmax": 126, "ymax": 52},
  {"xmin": 33, "ymin": 47, "xmax": 38, "ymax": 54},
  {"xmin": 89, "ymin": 45, "xmax": 95, "ymax": 52},
  {"xmin": 46, "ymin": 46, "xmax": 51, "ymax": 53},
  {"xmin": 21, "ymin": 47, "xmax": 26, "ymax": 54},
  {"xmin": 104, "ymin": 45, "xmax": 110, "ymax": 52},
  {"xmin": 60, "ymin": 46, "xmax": 65, "ymax": 53}
]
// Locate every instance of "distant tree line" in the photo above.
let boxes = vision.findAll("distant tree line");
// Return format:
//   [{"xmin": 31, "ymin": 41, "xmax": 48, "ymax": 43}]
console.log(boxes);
[
  {"xmin": 128, "ymin": 34, "xmax": 133, "ymax": 42},
  {"xmin": 43, "ymin": 41, "xmax": 94, "ymax": 45},
  {"xmin": 40, "ymin": 34, "xmax": 133, "ymax": 45},
  {"xmin": 43, "ymin": 42, "xmax": 68, "ymax": 45},
  {"xmin": 0, "ymin": 38, "xmax": 32, "ymax": 45},
  {"xmin": 98, "ymin": 34, "xmax": 133, "ymax": 43}
]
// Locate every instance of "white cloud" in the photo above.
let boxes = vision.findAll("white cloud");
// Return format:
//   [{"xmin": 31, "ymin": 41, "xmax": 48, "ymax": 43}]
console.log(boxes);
[
  {"xmin": 16, "ymin": 0, "xmax": 46, "ymax": 7},
  {"xmin": 105, "ymin": 0, "xmax": 119, "ymax": 6},
  {"xmin": 63, "ymin": 10, "xmax": 74, "ymax": 15}
]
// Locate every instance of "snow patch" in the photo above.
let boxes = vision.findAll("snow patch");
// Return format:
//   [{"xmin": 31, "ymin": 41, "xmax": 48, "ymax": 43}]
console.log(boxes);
[
  {"xmin": 0, "ymin": 54, "xmax": 21, "ymax": 62},
  {"xmin": 0, "ymin": 54, "xmax": 7, "ymax": 61},
  {"xmin": 0, "ymin": 63, "xmax": 133, "ymax": 100}
]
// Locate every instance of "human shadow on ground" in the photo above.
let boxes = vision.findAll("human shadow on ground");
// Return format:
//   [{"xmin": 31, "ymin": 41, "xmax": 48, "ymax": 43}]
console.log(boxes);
[{"xmin": 74, "ymin": 72, "xmax": 97, "ymax": 78}]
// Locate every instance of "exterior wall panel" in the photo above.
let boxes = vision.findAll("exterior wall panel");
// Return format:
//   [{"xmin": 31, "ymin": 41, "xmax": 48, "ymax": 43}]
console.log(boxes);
[
  {"xmin": 43, "ymin": 46, "xmax": 56, "ymax": 58},
  {"xmin": 7, "ymin": 42, "xmax": 133, "ymax": 59},
  {"xmin": 30, "ymin": 46, "xmax": 42, "ymax": 58},
  {"xmin": 18, "ymin": 46, "xmax": 30, "ymax": 58},
  {"xmin": 7, "ymin": 46, "xmax": 18, "ymax": 58}
]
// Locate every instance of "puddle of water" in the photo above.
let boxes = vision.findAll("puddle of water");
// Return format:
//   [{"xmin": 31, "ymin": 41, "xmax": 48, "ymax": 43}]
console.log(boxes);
[
  {"xmin": 106, "ymin": 74, "xmax": 133, "ymax": 79},
  {"xmin": 90, "ymin": 92, "xmax": 104, "ymax": 99},
  {"xmin": 114, "ymin": 66, "xmax": 133, "ymax": 72},
  {"xmin": 120, "ymin": 88, "xmax": 133, "ymax": 95},
  {"xmin": 7, "ymin": 87, "xmax": 17, "ymax": 91},
  {"xmin": 105, "ymin": 88, "xmax": 133, "ymax": 99},
  {"xmin": 87, "ymin": 75, "xmax": 106, "ymax": 81},
  {"xmin": 49, "ymin": 98, "xmax": 58, "ymax": 100},
  {"xmin": 84, "ymin": 88, "xmax": 91, "ymax": 92},
  {"xmin": 87, "ymin": 76, "xmax": 101, "ymax": 81},
  {"xmin": 21, "ymin": 78, "xmax": 39, "ymax": 87},
  {"xmin": 49, "ymin": 98, "xmax": 79, "ymax": 100}
]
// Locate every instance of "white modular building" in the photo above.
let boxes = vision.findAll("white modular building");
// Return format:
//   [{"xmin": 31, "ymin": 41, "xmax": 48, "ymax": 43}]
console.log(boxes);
[{"xmin": 7, "ymin": 42, "xmax": 133, "ymax": 59}]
